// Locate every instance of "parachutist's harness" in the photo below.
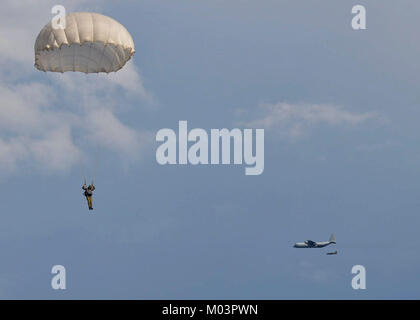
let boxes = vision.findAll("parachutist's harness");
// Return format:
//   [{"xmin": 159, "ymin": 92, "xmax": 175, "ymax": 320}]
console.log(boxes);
[{"xmin": 83, "ymin": 187, "xmax": 94, "ymax": 197}]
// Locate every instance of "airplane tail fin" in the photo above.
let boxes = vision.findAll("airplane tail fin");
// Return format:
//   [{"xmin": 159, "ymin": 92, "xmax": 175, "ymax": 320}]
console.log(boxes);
[{"xmin": 329, "ymin": 233, "xmax": 336, "ymax": 243}]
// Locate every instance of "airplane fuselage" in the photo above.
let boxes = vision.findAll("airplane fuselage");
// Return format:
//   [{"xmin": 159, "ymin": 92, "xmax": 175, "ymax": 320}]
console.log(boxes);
[
  {"xmin": 293, "ymin": 234, "xmax": 336, "ymax": 249},
  {"xmin": 293, "ymin": 241, "xmax": 333, "ymax": 248}
]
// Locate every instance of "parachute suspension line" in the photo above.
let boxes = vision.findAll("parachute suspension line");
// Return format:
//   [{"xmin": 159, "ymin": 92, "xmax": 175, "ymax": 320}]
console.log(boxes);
[
  {"xmin": 91, "ymin": 147, "xmax": 101, "ymax": 186},
  {"xmin": 81, "ymin": 156, "xmax": 87, "ymax": 186}
]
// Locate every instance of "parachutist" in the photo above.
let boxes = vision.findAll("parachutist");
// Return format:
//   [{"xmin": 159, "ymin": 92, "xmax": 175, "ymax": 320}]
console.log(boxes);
[
  {"xmin": 33, "ymin": 13, "xmax": 130, "ymax": 212},
  {"xmin": 82, "ymin": 183, "xmax": 95, "ymax": 210}
]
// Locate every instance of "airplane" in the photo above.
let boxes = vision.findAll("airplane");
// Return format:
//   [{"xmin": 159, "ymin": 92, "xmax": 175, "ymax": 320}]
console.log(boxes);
[{"xmin": 293, "ymin": 234, "xmax": 336, "ymax": 248}]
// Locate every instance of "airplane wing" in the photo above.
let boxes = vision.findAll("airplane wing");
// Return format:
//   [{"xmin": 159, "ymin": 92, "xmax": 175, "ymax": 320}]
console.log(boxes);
[{"xmin": 306, "ymin": 240, "xmax": 316, "ymax": 246}]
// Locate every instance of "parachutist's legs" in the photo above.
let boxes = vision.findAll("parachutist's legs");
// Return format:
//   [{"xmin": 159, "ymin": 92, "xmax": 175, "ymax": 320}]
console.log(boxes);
[{"xmin": 87, "ymin": 197, "xmax": 93, "ymax": 210}]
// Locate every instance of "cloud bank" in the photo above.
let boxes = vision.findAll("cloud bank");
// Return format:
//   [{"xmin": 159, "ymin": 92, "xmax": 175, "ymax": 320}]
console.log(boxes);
[{"xmin": 239, "ymin": 102, "xmax": 377, "ymax": 138}]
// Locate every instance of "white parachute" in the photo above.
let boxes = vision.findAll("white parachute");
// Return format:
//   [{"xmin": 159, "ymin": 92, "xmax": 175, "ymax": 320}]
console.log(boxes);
[{"xmin": 34, "ymin": 12, "xmax": 135, "ymax": 74}]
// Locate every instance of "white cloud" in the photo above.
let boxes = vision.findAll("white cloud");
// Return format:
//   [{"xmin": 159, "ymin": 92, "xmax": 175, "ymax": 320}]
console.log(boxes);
[
  {"xmin": 239, "ymin": 102, "xmax": 377, "ymax": 138},
  {"xmin": 30, "ymin": 127, "xmax": 82, "ymax": 171},
  {"xmin": 0, "ymin": 129, "xmax": 81, "ymax": 174},
  {"xmin": 100, "ymin": 61, "xmax": 155, "ymax": 104},
  {"xmin": 85, "ymin": 108, "xmax": 152, "ymax": 158},
  {"xmin": 0, "ymin": 82, "xmax": 59, "ymax": 134},
  {"xmin": 0, "ymin": 0, "xmax": 153, "ymax": 174},
  {"xmin": 0, "ymin": 138, "xmax": 28, "ymax": 172},
  {"xmin": 0, "ymin": 80, "xmax": 81, "ymax": 172}
]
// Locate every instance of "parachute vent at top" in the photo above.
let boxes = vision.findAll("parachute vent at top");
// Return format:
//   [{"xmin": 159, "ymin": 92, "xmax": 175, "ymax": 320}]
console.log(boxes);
[{"xmin": 34, "ymin": 12, "xmax": 135, "ymax": 74}]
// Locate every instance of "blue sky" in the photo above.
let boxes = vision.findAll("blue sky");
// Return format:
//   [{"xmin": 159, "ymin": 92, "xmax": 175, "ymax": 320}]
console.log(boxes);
[{"xmin": 0, "ymin": 0, "xmax": 419, "ymax": 299}]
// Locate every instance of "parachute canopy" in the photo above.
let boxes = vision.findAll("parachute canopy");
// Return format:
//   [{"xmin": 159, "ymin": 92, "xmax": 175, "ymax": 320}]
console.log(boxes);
[{"xmin": 34, "ymin": 12, "xmax": 135, "ymax": 74}]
